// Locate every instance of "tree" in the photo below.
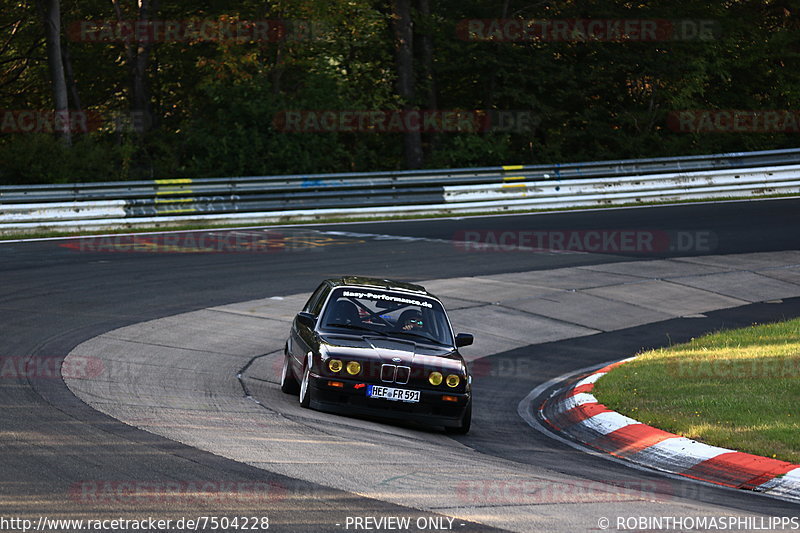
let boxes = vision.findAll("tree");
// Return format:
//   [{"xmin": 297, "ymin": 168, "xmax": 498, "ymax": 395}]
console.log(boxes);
[
  {"xmin": 112, "ymin": 0, "xmax": 156, "ymax": 135},
  {"xmin": 37, "ymin": 0, "xmax": 70, "ymax": 144},
  {"xmin": 391, "ymin": 0, "xmax": 422, "ymax": 168}
]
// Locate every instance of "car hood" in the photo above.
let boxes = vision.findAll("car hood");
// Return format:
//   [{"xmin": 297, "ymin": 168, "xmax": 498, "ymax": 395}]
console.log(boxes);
[{"xmin": 320, "ymin": 334, "xmax": 462, "ymax": 370}]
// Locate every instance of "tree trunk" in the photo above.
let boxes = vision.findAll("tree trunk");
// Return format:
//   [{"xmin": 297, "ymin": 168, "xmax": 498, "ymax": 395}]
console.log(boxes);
[
  {"xmin": 485, "ymin": 0, "xmax": 510, "ymax": 112},
  {"xmin": 132, "ymin": 0, "xmax": 156, "ymax": 133},
  {"xmin": 112, "ymin": 0, "xmax": 156, "ymax": 134},
  {"xmin": 37, "ymin": 0, "xmax": 70, "ymax": 145},
  {"xmin": 61, "ymin": 39, "xmax": 82, "ymax": 112},
  {"xmin": 417, "ymin": 0, "xmax": 437, "ymax": 153},
  {"xmin": 392, "ymin": 0, "xmax": 423, "ymax": 169}
]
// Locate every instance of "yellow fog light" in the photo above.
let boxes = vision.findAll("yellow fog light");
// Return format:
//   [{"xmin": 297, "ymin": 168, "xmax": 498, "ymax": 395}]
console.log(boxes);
[
  {"xmin": 328, "ymin": 359, "xmax": 343, "ymax": 373},
  {"xmin": 429, "ymin": 372, "xmax": 443, "ymax": 386},
  {"xmin": 446, "ymin": 374, "xmax": 460, "ymax": 388},
  {"xmin": 346, "ymin": 361, "xmax": 361, "ymax": 375}
]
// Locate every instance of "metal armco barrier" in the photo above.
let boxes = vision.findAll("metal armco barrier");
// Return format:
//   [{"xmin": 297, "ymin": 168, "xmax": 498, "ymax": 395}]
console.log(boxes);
[{"xmin": 1, "ymin": 147, "xmax": 800, "ymax": 233}]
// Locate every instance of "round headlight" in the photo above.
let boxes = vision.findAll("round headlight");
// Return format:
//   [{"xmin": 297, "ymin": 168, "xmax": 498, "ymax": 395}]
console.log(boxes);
[
  {"xmin": 328, "ymin": 359, "xmax": 343, "ymax": 373},
  {"xmin": 346, "ymin": 361, "xmax": 361, "ymax": 375},
  {"xmin": 446, "ymin": 374, "xmax": 460, "ymax": 388},
  {"xmin": 428, "ymin": 371, "xmax": 443, "ymax": 386}
]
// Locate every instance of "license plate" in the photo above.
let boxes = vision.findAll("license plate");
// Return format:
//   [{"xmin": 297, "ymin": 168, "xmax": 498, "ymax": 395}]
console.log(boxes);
[{"xmin": 367, "ymin": 385, "xmax": 420, "ymax": 403}]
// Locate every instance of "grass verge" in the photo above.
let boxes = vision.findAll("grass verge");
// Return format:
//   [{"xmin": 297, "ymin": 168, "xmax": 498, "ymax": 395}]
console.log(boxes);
[{"xmin": 593, "ymin": 318, "xmax": 800, "ymax": 463}]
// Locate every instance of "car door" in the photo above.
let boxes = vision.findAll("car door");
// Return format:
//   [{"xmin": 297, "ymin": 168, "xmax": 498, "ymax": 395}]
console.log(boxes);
[{"xmin": 290, "ymin": 282, "xmax": 330, "ymax": 373}]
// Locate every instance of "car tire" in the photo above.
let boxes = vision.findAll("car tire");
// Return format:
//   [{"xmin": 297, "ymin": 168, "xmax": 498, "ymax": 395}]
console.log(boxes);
[
  {"xmin": 280, "ymin": 352, "xmax": 299, "ymax": 394},
  {"xmin": 445, "ymin": 403, "xmax": 471, "ymax": 435},
  {"xmin": 299, "ymin": 363, "xmax": 312, "ymax": 408}
]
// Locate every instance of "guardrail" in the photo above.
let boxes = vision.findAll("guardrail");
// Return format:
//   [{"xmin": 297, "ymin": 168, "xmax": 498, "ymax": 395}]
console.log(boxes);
[{"xmin": 1, "ymin": 147, "xmax": 800, "ymax": 233}]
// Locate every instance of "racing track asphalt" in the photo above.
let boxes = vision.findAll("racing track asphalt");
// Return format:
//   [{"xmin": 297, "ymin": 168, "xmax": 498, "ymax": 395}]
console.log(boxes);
[{"xmin": 1, "ymin": 198, "xmax": 799, "ymax": 531}]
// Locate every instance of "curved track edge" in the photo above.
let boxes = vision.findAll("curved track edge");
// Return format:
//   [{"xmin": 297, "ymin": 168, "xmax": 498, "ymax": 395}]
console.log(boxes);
[{"xmin": 525, "ymin": 359, "xmax": 800, "ymax": 504}]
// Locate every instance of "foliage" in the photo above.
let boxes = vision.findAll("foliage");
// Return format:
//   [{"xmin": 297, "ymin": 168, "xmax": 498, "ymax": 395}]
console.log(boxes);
[{"xmin": 1, "ymin": 0, "xmax": 799, "ymax": 184}]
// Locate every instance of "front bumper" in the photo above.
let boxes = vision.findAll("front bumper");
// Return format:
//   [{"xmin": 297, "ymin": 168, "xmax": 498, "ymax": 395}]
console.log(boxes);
[{"xmin": 306, "ymin": 372, "xmax": 470, "ymax": 427}]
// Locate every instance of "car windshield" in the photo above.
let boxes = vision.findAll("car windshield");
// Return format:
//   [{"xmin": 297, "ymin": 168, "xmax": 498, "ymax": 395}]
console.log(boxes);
[{"xmin": 319, "ymin": 287, "xmax": 454, "ymax": 346}]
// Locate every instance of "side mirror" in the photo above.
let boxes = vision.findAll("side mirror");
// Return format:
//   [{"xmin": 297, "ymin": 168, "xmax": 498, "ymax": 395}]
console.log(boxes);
[
  {"xmin": 296, "ymin": 311, "xmax": 317, "ymax": 329},
  {"xmin": 455, "ymin": 333, "xmax": 473, "ymax": 348}
]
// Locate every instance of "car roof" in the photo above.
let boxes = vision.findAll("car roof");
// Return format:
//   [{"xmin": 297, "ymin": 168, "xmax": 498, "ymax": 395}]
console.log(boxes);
[{"xmin": 325, "ymin": 276, "xmax": 431, "ymax": 296}]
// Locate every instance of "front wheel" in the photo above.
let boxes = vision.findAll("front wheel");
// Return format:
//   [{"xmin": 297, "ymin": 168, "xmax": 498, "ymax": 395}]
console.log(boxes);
[
  {"xmin": 280, "ymin": 352, "xmax": 299, "ymax": 394},
  {"xmin": 299, "ymin": 363, "xmax": 312, "ymax": 408},
  {"xmin": 445, "ymin": 403, "xmax": 471, "ymax": 435}
]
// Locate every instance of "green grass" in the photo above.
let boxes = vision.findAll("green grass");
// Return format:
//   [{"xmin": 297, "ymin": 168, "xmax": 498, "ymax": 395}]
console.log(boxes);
[
  {"xmin": 2, "ymin": 193, "xmax": 798, "ymax": 241},
  {"xmin": 594, "ymin": 318, "xmax": 800, "ymax": 463}
]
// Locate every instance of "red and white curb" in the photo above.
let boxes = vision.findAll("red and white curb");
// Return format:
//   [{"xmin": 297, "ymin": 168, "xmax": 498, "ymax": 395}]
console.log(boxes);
[{"xmin": 538, "ymin": 359, "xmax": 800, "ymax": 503}]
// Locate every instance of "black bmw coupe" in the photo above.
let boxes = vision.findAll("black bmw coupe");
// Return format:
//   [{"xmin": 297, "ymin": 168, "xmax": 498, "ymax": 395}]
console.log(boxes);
[{"xmin": 281, "ymin": 276, "xmax": 473, "ymax": 434}]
